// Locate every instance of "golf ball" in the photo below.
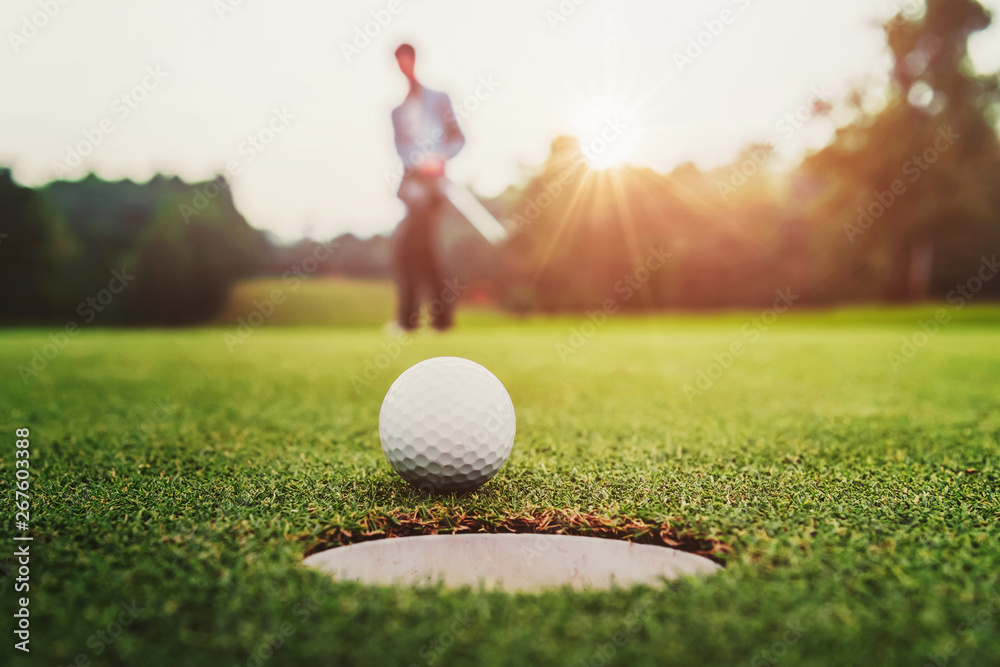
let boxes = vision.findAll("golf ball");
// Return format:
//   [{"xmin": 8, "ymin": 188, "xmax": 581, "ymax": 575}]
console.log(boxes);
[{"xmin": 379, "ymin": 357, "xmax": 516, "ymax": 493}]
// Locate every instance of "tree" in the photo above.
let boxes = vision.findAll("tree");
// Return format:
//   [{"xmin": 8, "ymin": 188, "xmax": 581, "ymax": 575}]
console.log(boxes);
[{"xmin": 806, "ymin": 0, "xmax": 1000, "ymax": 301}]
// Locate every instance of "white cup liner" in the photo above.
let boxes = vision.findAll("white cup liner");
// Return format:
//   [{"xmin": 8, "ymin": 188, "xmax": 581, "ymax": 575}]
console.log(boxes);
[{"xmin": 304, "ymin": 533, "xmax": 720, "ymax": 591}]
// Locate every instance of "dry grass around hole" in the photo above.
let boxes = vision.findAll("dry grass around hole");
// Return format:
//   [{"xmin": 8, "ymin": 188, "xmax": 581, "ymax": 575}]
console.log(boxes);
[{"xmin": 302, "ymin": 507, "xmax": 730, "ymax": 564}]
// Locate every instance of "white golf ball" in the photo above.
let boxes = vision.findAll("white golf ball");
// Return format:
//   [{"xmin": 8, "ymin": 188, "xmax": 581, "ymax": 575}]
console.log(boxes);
[{"xmin": 379, "ymin": 357, "xmax": 516, "ymax": 493}]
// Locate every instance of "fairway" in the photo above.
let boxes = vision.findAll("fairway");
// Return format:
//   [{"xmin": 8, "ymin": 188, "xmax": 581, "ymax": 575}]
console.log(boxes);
[{"xmin": 2, "ymin": 306, "xmax": 999, "ymax": 666}]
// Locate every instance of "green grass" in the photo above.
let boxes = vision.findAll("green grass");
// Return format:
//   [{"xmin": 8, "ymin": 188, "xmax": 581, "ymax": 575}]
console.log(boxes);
[
  {"xmin": 210, "ymin": 278, "xmax": 398, "ymax": 328},
  {"xmin": 2, "ymin": 295, "xmax": 999, "ymax": 666}
]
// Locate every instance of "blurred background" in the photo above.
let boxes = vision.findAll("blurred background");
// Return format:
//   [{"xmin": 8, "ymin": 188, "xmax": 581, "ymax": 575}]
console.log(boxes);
[{"xmin": 2, "ymin": 0, "xmax": 999, "ymax": 326}]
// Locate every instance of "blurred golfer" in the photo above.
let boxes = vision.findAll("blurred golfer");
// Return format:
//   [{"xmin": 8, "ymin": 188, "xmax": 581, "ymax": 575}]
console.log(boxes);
[{"xmin": 390, "ymin": 43, "xmax": 465, "ymax": 331}]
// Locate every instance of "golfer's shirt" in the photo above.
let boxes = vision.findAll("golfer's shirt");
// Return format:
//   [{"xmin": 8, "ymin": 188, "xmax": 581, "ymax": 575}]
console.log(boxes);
[
  {"xmin": 399, "ymin": 96, "xmax": 429, "ymax": 147},
  {"xmin": 392, "ymin": 86, "xmax": 465, "ymax": 171}
]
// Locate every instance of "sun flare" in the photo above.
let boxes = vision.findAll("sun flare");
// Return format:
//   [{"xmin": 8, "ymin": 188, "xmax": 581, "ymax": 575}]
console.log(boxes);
[{"xmin": 570, "ymin": 103, "xmax": 638, "ymax": 169}]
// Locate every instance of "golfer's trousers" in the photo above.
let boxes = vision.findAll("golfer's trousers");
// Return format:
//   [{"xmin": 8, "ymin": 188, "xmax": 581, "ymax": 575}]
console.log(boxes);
[{"xmin": 393, "ymin": 178, "xmax": 454, "ymax": 331}]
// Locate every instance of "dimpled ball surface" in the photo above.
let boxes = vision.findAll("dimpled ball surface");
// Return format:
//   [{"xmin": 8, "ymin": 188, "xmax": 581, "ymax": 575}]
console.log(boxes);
[{"xmin": 379, "ymin": 357, "xmax": 516, "ymax": 493}]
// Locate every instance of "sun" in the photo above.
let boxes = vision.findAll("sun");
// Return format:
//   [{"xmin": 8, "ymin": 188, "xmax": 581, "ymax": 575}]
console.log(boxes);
[
  {"xmin": 556, "ymin": 50, "xmax": 670, "ymax": 170},
  {"xmin": 569, "ymin": 103, "xmax": 638, "ymax": 169}
]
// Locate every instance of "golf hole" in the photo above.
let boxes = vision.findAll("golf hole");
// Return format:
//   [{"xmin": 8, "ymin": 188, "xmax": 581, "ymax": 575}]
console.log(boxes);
[{"xmin": 303, "ymin": 510, "xmax": 727, "ymax": 591}]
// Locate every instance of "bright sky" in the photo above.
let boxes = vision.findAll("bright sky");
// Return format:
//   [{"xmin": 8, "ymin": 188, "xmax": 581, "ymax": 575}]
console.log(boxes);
[{"xmin": 2, "ymin": 0, "xmax": 1000, "ymax": 241}]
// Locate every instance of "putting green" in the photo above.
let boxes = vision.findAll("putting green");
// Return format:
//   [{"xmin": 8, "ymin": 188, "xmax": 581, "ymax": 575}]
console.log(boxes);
[{"xmin": 1, "ymin": 303, "xmax": 998, "ymax": 666}]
